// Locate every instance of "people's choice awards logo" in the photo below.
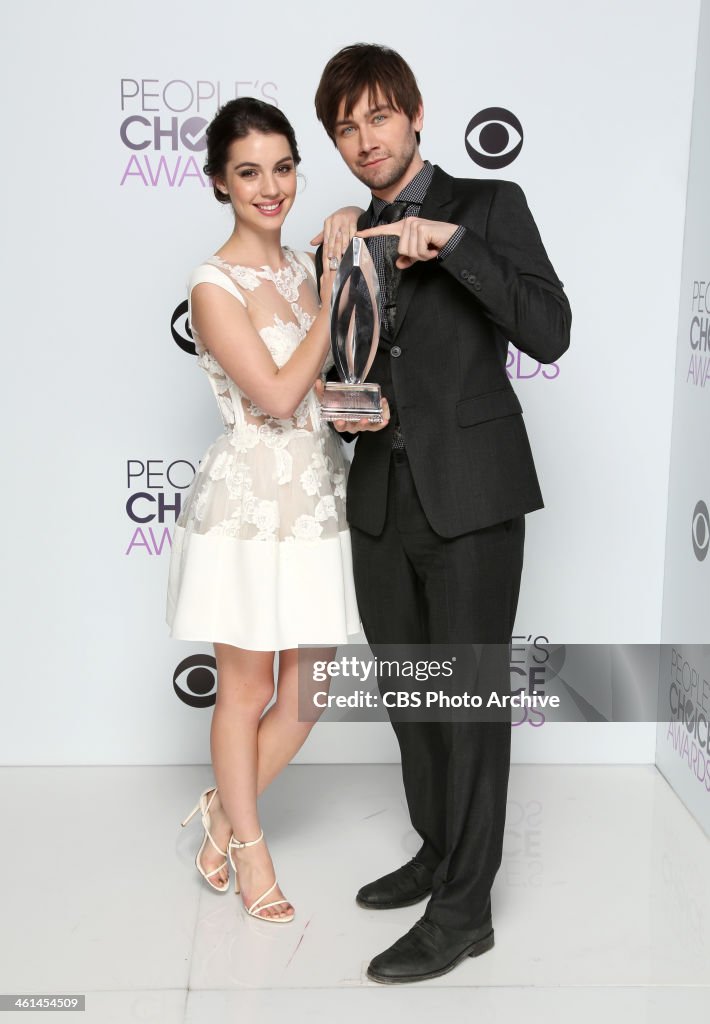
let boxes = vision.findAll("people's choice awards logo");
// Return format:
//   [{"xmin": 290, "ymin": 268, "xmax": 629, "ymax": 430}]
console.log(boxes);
[
  {"xmin": 173, "ymin": 654, "xmax": 217, "ymax": 707},
  {"xmin": 171, "ymin": 301, "xmax": 195, "ymax": 356},
  {"xmin": 665, "ymin": 647, "xmax": 710, "ymax": 793},
  {"xmin": 688, "ymin": 281, "xmax": 710, "ymax": 388},
  {"xmin": 125, "ymin": 459, "xmax": 197, "ymax": 556},
  {"xmin": 119, "ymin": 77, "xmax": 278, "ymax": 189},
  {"xmin": 465, "ymin": 108, "xmax": 523, "ymax": 168},
  {"xmin": 692, "ymin": 500, "xmax": 709, "ymax": 562},
  {"xmin": 506, "ymin": 345, "xmax": 560, "ymax": 382}
]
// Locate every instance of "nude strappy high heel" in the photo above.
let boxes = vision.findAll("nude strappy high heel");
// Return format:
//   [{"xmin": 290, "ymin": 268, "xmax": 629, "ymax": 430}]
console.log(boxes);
[
  {"xmin": 180, "ymin": 787, "xmax": 230, "ymax": 894},
  {"xmin": 227, "ymin": 830, "xmax": 295, "ymax": 923}
]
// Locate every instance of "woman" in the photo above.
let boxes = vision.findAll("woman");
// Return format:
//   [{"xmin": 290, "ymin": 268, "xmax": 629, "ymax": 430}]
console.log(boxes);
[{"xmin": 167, "ymin": 97, "xmax": 372, "ymax": 922}]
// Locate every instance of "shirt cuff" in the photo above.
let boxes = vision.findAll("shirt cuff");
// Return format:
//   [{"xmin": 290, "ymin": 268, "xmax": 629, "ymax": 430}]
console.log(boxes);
[{"xmin": 437, "ymin": 225, "xmax": 466, "ymax": 262}]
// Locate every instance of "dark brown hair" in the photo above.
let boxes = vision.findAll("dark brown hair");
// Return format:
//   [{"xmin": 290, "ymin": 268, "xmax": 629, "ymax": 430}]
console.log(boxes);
[
  {"xmin": 203, "ymin": 97, "xmax": 301, "ymax": 204},
  {"xmin": 314, "ymin": 43, "xmax": 423, "ymax": 144}
]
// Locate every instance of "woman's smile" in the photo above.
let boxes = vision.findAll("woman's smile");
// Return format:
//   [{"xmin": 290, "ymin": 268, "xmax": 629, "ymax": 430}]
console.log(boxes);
[{"xmin": 254, "ymin": 199, "xmax": 286, "ymax": 216}]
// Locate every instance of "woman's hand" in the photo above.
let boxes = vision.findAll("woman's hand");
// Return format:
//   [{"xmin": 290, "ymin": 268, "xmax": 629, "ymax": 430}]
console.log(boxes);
[
  {"xmin": 310, "ymin": 206, "xmax": 364, "ymax": 261},
  {"xmin": 318, "ymin": 249, "xmax": 337, "ymax": 307}
]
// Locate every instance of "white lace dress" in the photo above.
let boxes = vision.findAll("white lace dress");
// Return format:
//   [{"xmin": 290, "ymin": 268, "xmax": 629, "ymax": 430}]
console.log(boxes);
[{"xmin": 166, "ymin": 247, "xmax": 359, "ymax": 650}]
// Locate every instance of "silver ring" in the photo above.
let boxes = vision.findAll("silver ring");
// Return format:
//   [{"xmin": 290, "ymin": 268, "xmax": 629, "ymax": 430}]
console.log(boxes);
[{"xmin": 328, "ymin": 257, "xmax": 338, "ymax": 270}]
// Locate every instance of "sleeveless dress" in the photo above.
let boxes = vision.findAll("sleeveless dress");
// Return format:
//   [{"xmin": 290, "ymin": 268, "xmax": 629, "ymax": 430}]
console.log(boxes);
[{"xmin": 166, "ymin": 247, "xmax": 360, "ymax": 651}]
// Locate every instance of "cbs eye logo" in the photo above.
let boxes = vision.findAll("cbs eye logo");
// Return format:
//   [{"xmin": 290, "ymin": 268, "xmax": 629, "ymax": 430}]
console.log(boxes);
[
  {"xmin": 465, "ymin": 108, "xmax": 523, "ymax": 169},
  {"xmin": 171, "ymin": 300, "xmax": 196, "ymax": 356},
  {"xmin": 173, "ymin": 654, "xmax": 217, "ymax": 707},
  {"xmin": 692, "ymin": 500, "xmax": 709, "ymax": 562}
]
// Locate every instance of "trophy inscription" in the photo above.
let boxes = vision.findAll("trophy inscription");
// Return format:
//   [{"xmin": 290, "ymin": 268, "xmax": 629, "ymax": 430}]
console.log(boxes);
[{"xmin": 320, "ymin": 237, "xmax": 383, "ymax": 423}]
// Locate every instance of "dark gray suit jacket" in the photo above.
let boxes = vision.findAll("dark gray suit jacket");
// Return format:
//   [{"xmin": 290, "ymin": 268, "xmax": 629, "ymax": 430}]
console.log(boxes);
[{"xmin": 320, "ymin": 164, "xmax": 571, "ymax": 538}]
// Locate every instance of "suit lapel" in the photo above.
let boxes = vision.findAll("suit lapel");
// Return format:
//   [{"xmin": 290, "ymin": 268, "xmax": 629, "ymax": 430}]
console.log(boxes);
[{"xmin": 393, "ymin": 165, "xmax": 455, "ymax": 338}]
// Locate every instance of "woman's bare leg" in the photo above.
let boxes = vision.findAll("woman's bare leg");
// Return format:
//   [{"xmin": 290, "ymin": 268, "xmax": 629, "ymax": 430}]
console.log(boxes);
[
  {"xmin": 200, "ymin": 644, "xmax": 333, "ymax": 918},
  {"xmin": 207, "ymin": 643, "xmax": 293, "ymax": 920},
  {"xmin": 252, "ymin": 646, "xmax": 334, "ymax": 792}
]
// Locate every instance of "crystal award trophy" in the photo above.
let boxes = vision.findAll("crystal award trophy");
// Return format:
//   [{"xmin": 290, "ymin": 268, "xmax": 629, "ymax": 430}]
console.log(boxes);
[{"xmin": 320, "ymin": 237, "xmax": 383, "ymax": 424}]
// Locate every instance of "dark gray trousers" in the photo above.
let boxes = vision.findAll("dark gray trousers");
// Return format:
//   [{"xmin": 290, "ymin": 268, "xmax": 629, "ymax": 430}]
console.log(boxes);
[{"xmin": 351, "ymin": 448, "xmax": 524, "ymax": 930}]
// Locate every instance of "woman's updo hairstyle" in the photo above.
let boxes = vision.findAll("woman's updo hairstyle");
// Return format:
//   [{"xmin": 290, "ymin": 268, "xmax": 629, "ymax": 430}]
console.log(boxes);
[{"xmin": 203, "ymin": 97, "xmax": 301, "ymax": 204}]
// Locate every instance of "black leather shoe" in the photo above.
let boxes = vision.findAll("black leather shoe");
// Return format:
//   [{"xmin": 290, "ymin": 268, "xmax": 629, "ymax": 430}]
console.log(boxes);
[
  {"xmin": 366, "ymin": 915, "xmax": 494, "ymax": 984},
  {"xmin": 356, "ymin": 858, "xmax": 433, "ymax": 909}
]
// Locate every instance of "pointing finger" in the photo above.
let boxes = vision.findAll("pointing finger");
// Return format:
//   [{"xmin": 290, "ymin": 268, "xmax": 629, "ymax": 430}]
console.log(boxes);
[{"xmin": 356, "ymin": 223, "xmax": 405, "ymax": 239}]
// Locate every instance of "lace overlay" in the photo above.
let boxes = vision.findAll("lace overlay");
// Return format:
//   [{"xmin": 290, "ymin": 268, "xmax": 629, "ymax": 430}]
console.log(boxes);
[{"xmin": 177, "ymin": 247, "xmax": 346, "ymax": 544}]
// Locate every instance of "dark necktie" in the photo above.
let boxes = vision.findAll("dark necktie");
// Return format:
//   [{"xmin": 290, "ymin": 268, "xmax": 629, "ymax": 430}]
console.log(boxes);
[
  {"xmin": 372, "ymin": 201, "xmax": 410, "ymax": 448},
  {"xmin": 376, "ymin": 201, "xmax": 409, "ymax": 335},
  {"xmin": 377, "ymin": 200, "xmax": 410, "ymax": 225}
]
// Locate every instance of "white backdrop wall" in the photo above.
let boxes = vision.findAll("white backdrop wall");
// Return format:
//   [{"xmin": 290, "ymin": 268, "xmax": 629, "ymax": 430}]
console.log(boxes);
[
  {"xmin": 655, "ymin": 0, "xmax": 710, "ymax": 836},
  {"xmin": 0, "ymin": 0, "xmax": 701, "ymax": 765}
]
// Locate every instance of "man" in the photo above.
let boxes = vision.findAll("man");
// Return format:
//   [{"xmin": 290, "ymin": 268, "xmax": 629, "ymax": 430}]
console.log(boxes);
[{"xmin": 313, "ymin": 44, "xmax": 571, "ymax": 984}]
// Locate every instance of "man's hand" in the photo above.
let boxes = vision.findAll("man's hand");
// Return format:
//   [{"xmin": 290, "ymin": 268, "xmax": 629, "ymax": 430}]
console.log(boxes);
[
  {"xmin": 314, "ymin": 379, "xmax": 390, "ymax": 432},
  {"xmin": 357, "ymin": 218, "xmax": 459, "ymax": 269}
]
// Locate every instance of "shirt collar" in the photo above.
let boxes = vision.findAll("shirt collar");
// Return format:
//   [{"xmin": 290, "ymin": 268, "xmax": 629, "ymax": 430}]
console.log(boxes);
[{"xmin": 371, "ymin": 160, "xmax": 433, "ymax": 220}]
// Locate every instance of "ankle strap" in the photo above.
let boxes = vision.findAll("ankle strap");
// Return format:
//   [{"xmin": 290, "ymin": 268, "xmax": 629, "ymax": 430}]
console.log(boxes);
[{"xmin": 229, "ymin": 828, "xmax": 264, "ymax": 850}]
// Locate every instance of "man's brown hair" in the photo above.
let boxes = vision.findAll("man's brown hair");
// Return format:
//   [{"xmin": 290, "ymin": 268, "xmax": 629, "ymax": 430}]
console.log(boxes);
[{"xmin": 315, "ymin": 43, "xmax": 423, "ymax": 144}]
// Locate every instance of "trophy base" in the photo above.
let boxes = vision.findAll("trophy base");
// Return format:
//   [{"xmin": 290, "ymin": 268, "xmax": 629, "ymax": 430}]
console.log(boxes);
[{"xmin": 320, "ymin": 382, "xmax": 383, "ymax": 424}]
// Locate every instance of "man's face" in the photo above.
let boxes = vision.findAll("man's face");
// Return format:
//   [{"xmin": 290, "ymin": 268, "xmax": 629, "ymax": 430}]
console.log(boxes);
[{"xmin": 333, "ymin": 90, "xmax": 423, "ymax": 196}]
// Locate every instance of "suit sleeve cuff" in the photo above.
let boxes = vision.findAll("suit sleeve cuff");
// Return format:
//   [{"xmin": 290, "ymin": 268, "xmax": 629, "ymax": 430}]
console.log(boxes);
[{"xmin": 437, "ymin": 224, "xmax": 466, "ymax": 262}]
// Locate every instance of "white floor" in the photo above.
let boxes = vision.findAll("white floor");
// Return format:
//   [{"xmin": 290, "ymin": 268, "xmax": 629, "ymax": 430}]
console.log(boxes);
[{"xmin": 0, "ymin": 763, "xmax": 708, "ymax": 1022}]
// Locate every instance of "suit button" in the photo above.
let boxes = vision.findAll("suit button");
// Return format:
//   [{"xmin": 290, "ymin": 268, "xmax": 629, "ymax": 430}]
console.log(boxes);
[
  {"xmin": 469, "ymin": 274, "xmax": 477, "ymax": 283},
  {"xmin": 474, "ymin": 282, "xmax": 482, "ymax": 291},
  {"xmin": 390, "ymin": 345, "xmax": 402, "ymax": 358},
  {"xmin": 460, "ymin": 269, "xmax": 469, "ymax": 281}
]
